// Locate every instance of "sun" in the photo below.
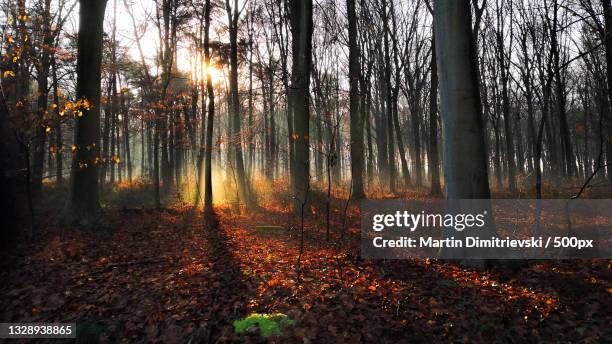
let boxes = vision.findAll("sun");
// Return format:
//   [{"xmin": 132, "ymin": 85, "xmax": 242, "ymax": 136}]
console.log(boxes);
[{"xmin": 205, "ymin": 65, "xmax": 223, "ymax": 84}]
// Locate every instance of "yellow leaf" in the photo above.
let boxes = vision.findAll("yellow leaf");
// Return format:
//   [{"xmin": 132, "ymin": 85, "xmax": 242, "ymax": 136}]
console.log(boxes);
[
  {"xmin": 45, "ymin": 127, "xmax": 51, "ymax": 134},
  {"xmin": 3, "ymin": 70, "xmax": 15, "ymax": 78}
]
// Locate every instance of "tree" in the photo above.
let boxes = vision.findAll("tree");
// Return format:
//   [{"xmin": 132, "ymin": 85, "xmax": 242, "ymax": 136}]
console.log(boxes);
[
  {"xmin": 602, "ymin": 0, "xmax": 612, "ymax": 181},
  {"xmin": 434, "ymin": 0, "xmax": 491, "ymax": 199},
  {"xmin": 225, "ymin": 0, "xmax": 253, "ymax": 206},
  {"xmin": 63, "ymin": 0, "xmax": 108, "ymax": 225},
  {"xmin": 289, "ymin": 0, "xmax": 314, "ymax": 214},
  {"xmin": 428, "ymin": 35, "xmax": 442, "ymax": 197},
  {"xmin": 347, "ymin": 0, "xmax": 365, "ymax": 199},
  {"xmin": 203, "ymin": 0, "xmax": 215, "ymax": 212},
  {"xmin": 31, "ymin": 0, "xmax": 53, "ymax": 198},
  {"xmin": 494, "ymin": 0, "xmax": 517, "ymax": 192}
]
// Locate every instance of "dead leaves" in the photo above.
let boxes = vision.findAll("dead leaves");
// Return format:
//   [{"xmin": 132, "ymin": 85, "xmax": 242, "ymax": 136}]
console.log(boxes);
[{"xmin": 0, "ymin": 205, "xmax": 610, "ymax": 343}]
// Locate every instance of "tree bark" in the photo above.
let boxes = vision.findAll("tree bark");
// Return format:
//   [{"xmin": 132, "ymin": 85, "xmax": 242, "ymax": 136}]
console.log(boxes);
[
  {"xmin": 381, "ymin": 0, "xmax": 396, "ymax": 192},
  {"xmin": 602, "ymin": 0, "xmax": 612, "ymax": 181},
  {"xmin": 428, "ymin": 37, "xmax": 442, "ymax": 197},
  {"xmin": 51, "ymin": 58, "xmax": 63, "ymax": 186},
  {"xmin": 434, "ymin": 0, "xmax": 491, "ymax": 199},
  {"xmin": 63, "ymin": 0, "xmax": 107, "ymax": 225},
  {"xmin": 348, "ymin": 0, "xmax": 365, "ymax": 199},
  {"xmin": 203, "ymin": 0, "xmax": 215, "ymax": 212},
  {"xmin": 289, "ymin": 0, "xmax": 314, "ymax": 214},
  {"xmin": 31, "ymin": 0, "xmax": 54, "ymax": 198},
  {"xmin": 226, "ymin": 0, "xmax": 252, "ymax": 206}
]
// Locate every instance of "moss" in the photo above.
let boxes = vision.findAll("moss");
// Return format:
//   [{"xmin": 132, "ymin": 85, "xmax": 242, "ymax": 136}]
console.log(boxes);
[{"xmin": 233, "ymin": 313, "xmax": 295, "ymax": 338}]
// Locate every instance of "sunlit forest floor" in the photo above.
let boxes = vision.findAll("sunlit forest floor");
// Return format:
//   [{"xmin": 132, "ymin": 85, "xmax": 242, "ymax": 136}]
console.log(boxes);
[{"xmin": 1, "ymin": 182, "xmax": 611, "ymax": 343}]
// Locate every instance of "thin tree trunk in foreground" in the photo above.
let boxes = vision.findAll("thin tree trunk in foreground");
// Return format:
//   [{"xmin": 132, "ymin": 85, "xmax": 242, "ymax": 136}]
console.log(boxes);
[
  {"xmin": 203, "ymin": 0, "xmax": 215, "ymax": 212},
  {"xmin": 428, "ymin": 36, "xmax": 442, "ymax": 197},
  {"xmin": 347, "ymin": 0, "xmax": 365, "ymax": 199}
]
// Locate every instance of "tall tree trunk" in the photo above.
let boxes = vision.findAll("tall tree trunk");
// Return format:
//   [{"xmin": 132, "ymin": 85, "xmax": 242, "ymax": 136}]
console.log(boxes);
[
  {"xmin": 203, "ymin": 0, "xmax": 215, "ymax": 212},
  {"xmin": 363, "ymin": 80, "xmax": 374, "ymax": 186},
  {"xmin": 428, "ymin": 37, "xmax": 442, "ymax": 197},
  {"xmin": 153, "ymin": 119, "xmax": 161, "ymax": 207},
  {"xmin": 434, "ymin": 0, "xmax": 491, "ymax": 199},
  {"xmin": 247, "ymin": 7, "xmax": 255, "ymax": 177},
  {"xmin": 32, "ymin": 70, "xmax": 48, "ymax": 198},
  {"xmin": 381, "ymin": 0, "xmax": 396, "ymax": 192},
  {"xmin": 0, "ymin": 77, "xmax": 29, "ymax": 239},
  {"xmin": 51, "ymin": 58, "xmax": 63, "ymax": 186},
  {"xmin": 347, "ymin": 0, "xmax": 365, "ymax": 199},
  {"xmin": 602, "ymin": 0, "xmax": 612, "ymax": 182},
  {"xmin": 289, "ymin": 0, "xmax": 314, "ymax": 214},
  {"xmin": 408, "ymin": 97, "xmax": 421, "ymax": 186},
  {"xmin": 493, "ymin": 122, "xmax": 503, "ymax": 189},
  {"xmin": 551, "ymin": 0, "xmax": 575, "ymax": 178},
  {"xmin": 122, "ymin": 93, "xmax": 132, "ymax": 182},
  {"xmin": 101, "ymin": 81, "xmax": 111, "ymax": 191},
  {"xmin": 226, "ymin": 0, "xmax": 252, "ymax": 206},
  {"xmin": 495, "ymin": 3, "xmax": 516, "ymax": 192},
  {"xmin": 435, "ymin": 0, "xmax": 493, "ymax": 267},
  {"xmin": 63, "ymin": 0, "xmax": 107, "ymax": 225},
  {"xmin": 392, "ymin": 99, "xmax": 411, "ymax": 188},
  {"xmin": 31, "ymin": 0, "xmax": 54, "ymax": 198},
  {"xmin": 524, "ymin": 67, "xmax": 536, "ymax": 173},
  {"xmin": 110, "ymin": 106, "xmax": 117, "ymax": 185}
]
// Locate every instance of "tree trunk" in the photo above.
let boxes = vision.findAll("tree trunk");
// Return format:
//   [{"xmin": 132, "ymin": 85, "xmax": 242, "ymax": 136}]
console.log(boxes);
[
  {"xmin": 51, "ymin": 58, "xmax": 63, "ymax": 186},
  {"xmin": 63, "ymin": 0, "xmax": 107, "ymax": 225},
  {"xmin": 602, "ymin": 0, "xmax": 612, "ymax": 182},
  {"xmin": 289, "ymin": 0, "xmax": 314, "ymax": 214},
  {"xmin": 381, "ymin": 0, "xmax": 396, "ymax": 192},
  {"xmin": 348, "ymin": 0, "xmax": 365, "ymax": 199},
  {"xmin": 226, "ymin": 0, "xmax": 252, "ymax": 206},
  {"xmin": 551, "ymin": 1, "xmax": 575, "ymax": 178},
  {"xmin": 122, "ymin": 93, "xmax": 132, "ymax": 182},
  {"xmin": 495, "ymin": 4, "xmax": 517, "ymax": 192},
  {"xmin": 392, "ymin": 98, "xmax": 411, "ymax": 188},
  {"xmin": 428, "ymin": 37, "xmax": 442, "ymax": 197},
  {"xmin": 434, "ymin": 0, "xmax": 491, "ymax": 199},
  {"xmin": 203, "ymin": 0, "xmax": 215, "ymax": 212},
  {"xmin": 31, "ymin": 0, "xmax": 54, "ymax": 198}
]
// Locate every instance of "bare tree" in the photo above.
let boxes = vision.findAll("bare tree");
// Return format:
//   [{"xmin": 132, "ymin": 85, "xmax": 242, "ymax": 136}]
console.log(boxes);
[{"xmin": 63, "ymin": 0, "xmax": 108, "ymax": 225}]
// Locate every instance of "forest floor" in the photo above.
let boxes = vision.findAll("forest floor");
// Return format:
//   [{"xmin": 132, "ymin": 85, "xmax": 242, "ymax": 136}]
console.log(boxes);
[{"xmin": 1, "ymin": 185, "xmax": 611, "ymax": 343}]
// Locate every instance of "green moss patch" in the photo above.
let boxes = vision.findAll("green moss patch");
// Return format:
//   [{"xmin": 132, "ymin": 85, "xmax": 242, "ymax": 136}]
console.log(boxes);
[{"xmin": 233, "ymin": 313, "xmax": 295, "ymax": 338}]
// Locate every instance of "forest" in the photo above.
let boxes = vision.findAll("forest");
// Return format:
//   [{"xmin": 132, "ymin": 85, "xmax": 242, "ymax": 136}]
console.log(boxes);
[{"xmin": 0, "ymin": 0, "xmax": 610, "ymax": 342}]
